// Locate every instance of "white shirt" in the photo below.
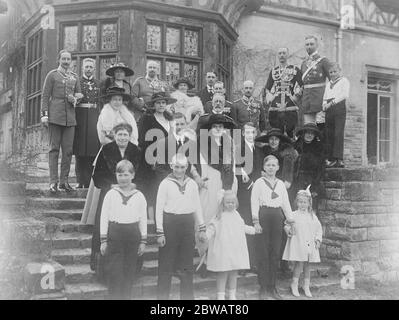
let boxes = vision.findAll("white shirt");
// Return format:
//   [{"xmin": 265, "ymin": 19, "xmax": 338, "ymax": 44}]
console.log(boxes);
[
  {"xmin": 245, "ymin": 139, "xmax": 254, "ymax": 152},
  {"xmin": 100, "ymin": 188, "xmax": 147, "ymax": 238},
  {"xmin": 156, "ymin": 176, "xmax": 204, "ymax": 233},
  {"xmin": 323, "ymin": 77, "xmax": 350, "ymax": 105},
  {"xmin": 251, "ymin": 178, "xmax": 293, "ymax": 222}
]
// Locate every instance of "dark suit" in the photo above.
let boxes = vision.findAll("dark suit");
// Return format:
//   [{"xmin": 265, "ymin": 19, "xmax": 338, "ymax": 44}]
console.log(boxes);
[
  {"xmin": 235, "ymin": 139, "xmax": 263, "ymax": 269},
  {"xmin": 153, "ymin": 134, "xmax": 190, "ymax": 181},
  {"xmin": 198, "ymin": 87, "xmax": 214, "ymax": 106}
]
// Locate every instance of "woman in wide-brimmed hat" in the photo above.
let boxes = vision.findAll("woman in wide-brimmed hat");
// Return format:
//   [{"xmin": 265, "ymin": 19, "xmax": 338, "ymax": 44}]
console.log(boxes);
[
  {"xmin": 192, "ymin": 112, "xmax": 238, "ymax": 278},
  {"xmin": 103, "ymin": 62, "xmax": 135, "ymax": 112},
  {"xmin": 170, "ymin": 77, "xmax": 204, "ymax": 130},
  {"xmin": 291, "ymin": 122, "xmax": 325, "ymax": 214},
  {"xmin": 136, "ymin": 92, "xmax": 177, "ymax": 219}
]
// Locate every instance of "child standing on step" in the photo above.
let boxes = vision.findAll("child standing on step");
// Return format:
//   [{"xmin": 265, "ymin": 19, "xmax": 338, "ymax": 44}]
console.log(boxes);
[
  {"xmin": 282, "ymin": 186, "xmax": 322, "ymax": 298},
  {"xmin": 205, "ymin": 190, "xmax": 257, "ymax": 300},
  {"xmin": 100, "ymin": 160, "xmax": 147, "ymax": 300}
]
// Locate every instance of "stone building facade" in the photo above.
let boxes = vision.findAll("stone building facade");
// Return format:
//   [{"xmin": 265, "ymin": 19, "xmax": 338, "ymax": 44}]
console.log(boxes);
[{"xmin": 0, "ymin": 0, "xmax": 398, "ymax": 277}]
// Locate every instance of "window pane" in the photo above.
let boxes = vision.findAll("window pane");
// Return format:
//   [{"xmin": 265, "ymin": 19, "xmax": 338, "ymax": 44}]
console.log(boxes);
[
  {"xmin": 83, "ymin": 24, "xmax": 98, "ymax": 51},
  {"xmin": 63, "ymin": 25, "xmax": 79, "ymax": 51},
  {"xmin": 379, "ymin": 141, "xmax": 390, "ymax": 162},
  {"xmin": 379, "ymin": 96, "xmax": 390, "ymax": 118},
  {"xmin": 165, "ymin": 61, "xmax": 180, "ymax": 87},
  {"xmin": 100, "ymin": 56, "xmax": 117, "ymax": 79},
  {"xmin": 101, "ymin": 23, "xmax": 117, "ymax": 50},
  {"xmin": 184, "ymin": 63, "xmax": 198, "ymax": 89},
  {"xmin": 184, "ymin": 30, "xmax": 199, "ymax": 56},
  {"xmin": 379, "ymin": 118, "xmax": 390, "ymax": 141},
  {"xmin": 147, "ymin": 25, "xmax": 162, "ymax": 52},
  {"xmin": 166, "ymin": 27, "xmax": 181, "ymax": 54}
]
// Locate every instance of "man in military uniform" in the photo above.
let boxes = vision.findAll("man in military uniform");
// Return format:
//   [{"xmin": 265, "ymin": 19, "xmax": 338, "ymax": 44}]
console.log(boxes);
[
  {"xmin": 203, "ymin": 81, "xmax": 232, "ymax": 115},
  {"xmin": 198, "ymin": 71, "xmax": 217, "ymax": 106},
  {"xmin": 41, "ymin": 50, "xmax": 82, "ymax": 193},
  {"xmin": 132, "ymin": 60, "xmax": 169, "ymax": 122},
  {"xmin": 73, "ymin": 58, "xmax": 101, "ymax": 188},
  {"xmin": 231, "ymin": 80, "xmax": 265, "ymax": 132},
  {"xmin": 264, "ymin": 47, "xmax": 303, "ymax": 139},
  {"xmin": 301, "ymin": 35, "xmax": 332, "ymax": 124}
]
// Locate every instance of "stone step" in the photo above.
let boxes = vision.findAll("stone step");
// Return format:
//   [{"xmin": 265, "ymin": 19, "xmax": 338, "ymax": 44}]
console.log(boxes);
[
  {"xmin": 58, "ymin": 220, "xmax": 92, "ymax": 233},
  {"xmin": 64, "ymin": 264, "xmax": 96, "ymax": 284},
  {"xmin": 26, "ymin": 183, "xmax": 88, "ymax": 198},
  {"xmin": 52, "ymin": 248, "xmax": 92, "ymax": 265},
  {"xmin": 141, "ymin": 257, "xmax": 202, "ymax": 276},
  {"xmin": 41, "ymin": 209, "xmax": 83, "ymax": 221},
  {"xmin": 24, "ymin": 176, "xmax": 78, "ymax": 184},
  {"xmin": 27, "ymin": 197, "xmax": 86, "ymax": 210},
  {"xmin": 0, "ymin": 181, "xmax": 26, "ymax": 196},
  {"xmin": 65, "ymin": 282, "xmax": 107, "ymax": 300},
  {"xmin": 44, "ymin": 232, "xmax": 92, "ymax": 250},
  {"xmin": 51, "ymin": 244, "xmax": 160, "ymax": 266}
]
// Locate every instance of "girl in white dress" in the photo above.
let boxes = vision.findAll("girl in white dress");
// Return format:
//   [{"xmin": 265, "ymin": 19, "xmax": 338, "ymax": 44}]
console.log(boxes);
[
  {"xmin": 283, "ymin": 186, "xmax": 323, "ymax": 298},
  {"xmin": 206, "ymin": 190, "xmax": 256, "ymax": 300}
]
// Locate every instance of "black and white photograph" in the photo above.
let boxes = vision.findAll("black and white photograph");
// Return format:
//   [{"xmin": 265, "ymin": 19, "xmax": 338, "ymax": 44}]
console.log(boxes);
[{"xmin": 0, "ymin": 0, "xmax": 398, "ymax": 305}]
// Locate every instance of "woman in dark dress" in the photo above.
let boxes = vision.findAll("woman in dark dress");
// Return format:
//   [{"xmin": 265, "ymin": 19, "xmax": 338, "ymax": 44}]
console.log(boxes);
[
  {"xmin": 90, "ymin": 122, "xmax": 141, "ymax": 275},
  {"xmin": 136, "ymin": 92, "xmax": 176, "ymax": 220},
  {"xmin": 292, "ymin": 123, "xmax": 325, "ymax": 214}
]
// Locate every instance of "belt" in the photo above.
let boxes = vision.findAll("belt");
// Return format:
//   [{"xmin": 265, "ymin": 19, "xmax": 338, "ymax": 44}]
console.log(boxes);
[
  {"xmin": 77, "ymin": 103, "xmax": 97, "ymax": 108},
  {"xmin": 304, "ymin": 83, "xmax": 326, "ymax": 89},
  {"xmin": 269, "ymin": 106, "xmax": 299, "ymax": 112},
  {"xmin": 164, "ymin": 211, "xmax": 194, "ymax": 216}
]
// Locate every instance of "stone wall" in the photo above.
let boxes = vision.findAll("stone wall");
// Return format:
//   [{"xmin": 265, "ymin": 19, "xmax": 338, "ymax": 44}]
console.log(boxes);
[{"xmin": 319, "ymin": 167, "xmax": 399, "ymax": 281}]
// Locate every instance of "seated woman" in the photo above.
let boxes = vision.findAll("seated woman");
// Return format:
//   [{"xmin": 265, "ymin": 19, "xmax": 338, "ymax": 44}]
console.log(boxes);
[
  {"xmin": 169, "ymin": 77, "xmax": 204, "ymax": 129},
  {"xmin": 89, "ymin": 122, "xmax": 141, "ymax": 275}
]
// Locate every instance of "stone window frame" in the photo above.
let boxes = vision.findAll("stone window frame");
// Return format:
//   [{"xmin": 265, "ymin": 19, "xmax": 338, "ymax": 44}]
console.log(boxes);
[
  {"xmin": 366, "ymin": 65, "xmax": 399, "ymax": 165},
  {"xmin": 145, "ymin": 20, "xmax": 203, "ymax": 90},
  {"xmin": 59, "ymin": 19, "xmax": 119, "ymax": 79},
  {"xmin": 26, "ymin": 29, "xmax": 44, "ymax": 128}
]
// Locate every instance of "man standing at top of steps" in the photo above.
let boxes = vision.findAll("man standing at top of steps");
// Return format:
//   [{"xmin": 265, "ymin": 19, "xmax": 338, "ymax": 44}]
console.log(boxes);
[{"xmin": 41, "ymin": 50, "xmax": 83, "ymax": 194}]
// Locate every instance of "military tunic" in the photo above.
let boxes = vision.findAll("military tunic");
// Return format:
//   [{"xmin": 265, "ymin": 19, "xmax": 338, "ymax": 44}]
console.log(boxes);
[
  {"xmin": 41, "ymin": 67, "xmax": 81, "ymax": 185},
  {"xmin": 73, "ymin": 76, "xmax": 101, "ymax": 157},
  {"xmin": 264, "ymin": 65, "xmax": 302, "ymax": 137},
  {"xmin": 41, "ymin": 68, "xmax": 81, "ymax": 127},
  {"xmin": 301, "ymin": 53, "xmax": 331, "ymax": 114},
  {"xmin": 231, "ymin": 96, "xmax": 265, "ymax": 132}
]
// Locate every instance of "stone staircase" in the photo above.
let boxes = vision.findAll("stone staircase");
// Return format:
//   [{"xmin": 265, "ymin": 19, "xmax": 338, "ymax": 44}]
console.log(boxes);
[{"xmin": 24, "ymin": 177, "xmax": 339, "ymax": 300}]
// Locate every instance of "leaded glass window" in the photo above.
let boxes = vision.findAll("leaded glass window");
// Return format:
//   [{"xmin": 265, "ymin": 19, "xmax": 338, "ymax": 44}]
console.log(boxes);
[
  {"xmin": 146, "ymin": 21, "xmax": 202, "ymax": 90},
  {"xmin": 147, "ymin": 25, "xmax": 162, "ymax": 52},
  {"xmin": 83, "ymin": 24, "xmax": 97, "ymax": 51},
  {"xmin": 101, "ymin": 23, "xmax": 117, "ymax": 50},
  {"xmin": 60, "ymin": 20, "xmax": 119, "ymax": 79},
  {"xmin": 166, "ymin": 27, "xmax": 181, "ymax": 54},
  {"xmin": 63, "ymin": 25, "xmax": 78, "ymax": 52},
  {"xmin": 184, "ymin": 30, "xmax": 199, "ymax": 56}
]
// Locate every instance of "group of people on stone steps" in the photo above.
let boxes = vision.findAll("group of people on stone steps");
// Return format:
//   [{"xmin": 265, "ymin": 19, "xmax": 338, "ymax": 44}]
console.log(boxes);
[{"xmin": 39, "ymin": 34, "xmax": 350, "ymax": 299}]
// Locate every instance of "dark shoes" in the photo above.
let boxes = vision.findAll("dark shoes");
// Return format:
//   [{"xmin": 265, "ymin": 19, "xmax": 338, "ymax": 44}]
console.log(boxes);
[
  {"xmin": 49, "ymin": 183, "xmax": 58, "ymax": 194},
  {"xmin": 270, "ymin": 288, "xmax": 283, "ymax": 300},
  {"xmin": 59, "ymin": 183, "xmax": 74, "ymax": 192}
]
